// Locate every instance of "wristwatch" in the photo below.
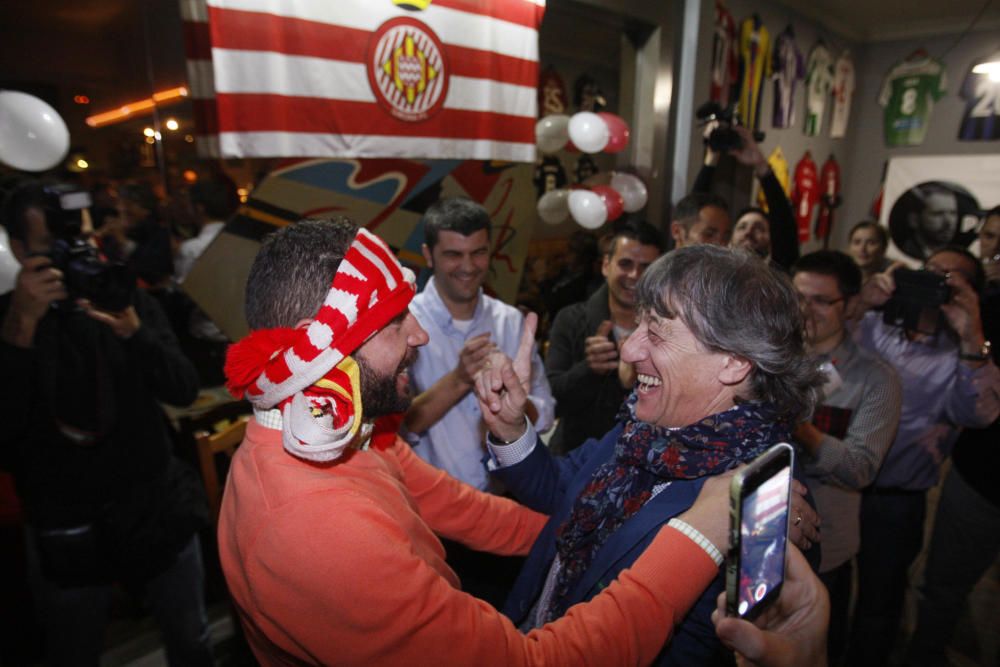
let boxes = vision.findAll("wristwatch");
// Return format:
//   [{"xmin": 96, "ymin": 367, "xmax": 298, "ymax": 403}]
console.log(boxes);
[{"xmin": 959, "ymin": 340, "xmax": 992, "ymax": 362}]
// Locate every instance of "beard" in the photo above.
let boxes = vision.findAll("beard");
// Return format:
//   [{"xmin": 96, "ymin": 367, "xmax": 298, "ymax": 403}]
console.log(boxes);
[{"xmin": 356, "ymin": 349, "xmax": 417, "ymax": 419}]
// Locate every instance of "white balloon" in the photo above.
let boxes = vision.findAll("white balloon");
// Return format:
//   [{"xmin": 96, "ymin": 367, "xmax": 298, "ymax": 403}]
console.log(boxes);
[
  {"xmin": 537, "ymin": 189, "xmax": 571, "ymax": 224},
  {"xmin": 568, "ymin": 190, "xmax": 608, "ymax": 229},
  {"xmin": 535, "ymin": 115, "xmax": 570, "ymax": 154},
  {"xmin": 610, "ymin": 172, "xmax": 649, "ymax": 213},
  {"xmin": 0, "ymin": 90, "xmax": 70, "ymax": 172},
  {"xmin": 568, "ymin": 112, "xmax": 610, "ymax": 154},
  {"xmin": 0, "ymin": 227, "xmax": 21, "ymax": 294}
]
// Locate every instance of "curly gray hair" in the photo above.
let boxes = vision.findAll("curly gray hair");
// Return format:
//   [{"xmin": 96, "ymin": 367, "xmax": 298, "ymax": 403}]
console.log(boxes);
[{"xmin": 635, "ymin": 245, "xmax": 822, "ymax": 422}]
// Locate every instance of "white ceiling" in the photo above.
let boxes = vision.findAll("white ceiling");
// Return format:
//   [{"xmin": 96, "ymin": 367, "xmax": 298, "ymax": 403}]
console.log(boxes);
[{"xmin": 773, "ymin": 0, "xmax": 1000, "ymax": 42}]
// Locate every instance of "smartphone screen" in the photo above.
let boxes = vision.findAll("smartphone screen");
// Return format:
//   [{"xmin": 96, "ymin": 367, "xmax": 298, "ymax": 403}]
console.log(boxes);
[
  {"xmin": 726, "ymin": 443, "xmax": 793, "ymax": 620},
  {"xmin": 736, "ymin": 464, "xmax": 790, "ymax": 617}
]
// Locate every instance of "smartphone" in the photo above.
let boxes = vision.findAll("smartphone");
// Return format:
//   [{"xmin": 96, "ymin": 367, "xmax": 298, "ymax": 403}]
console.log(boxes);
[{"xmin": 725, "ymin": 443, "xmax": 794, "ymax": 620}]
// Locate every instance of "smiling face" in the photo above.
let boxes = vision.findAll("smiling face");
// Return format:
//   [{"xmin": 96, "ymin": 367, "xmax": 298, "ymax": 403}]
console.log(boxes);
[
  {"xmin": 620, "ymin": 307, "xmax": 746, "ymax": 428},
  {"xmin": 602, "ymin": 236, "xmax": 662, "ymax": 311},
  {"xmin": 354, "ymin": 310, "xmax": 429, "ymax": 418},
  {"xmin": 848, "ymin": 226, "xmax": 886, "ymax": 271},
  {"xmin": 422, "ymin": 229, "xmax": 490, "ymax": 317},
  {"xmin": 731, "ymin": 212, "xmax": 771, "ymax": 257}
]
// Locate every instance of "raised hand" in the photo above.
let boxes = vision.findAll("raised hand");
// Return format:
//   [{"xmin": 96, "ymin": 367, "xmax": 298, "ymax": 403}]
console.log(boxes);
[
  {"xmin": 585, "ymin": 319, "xmax": 619, "ymax": 375},
  {"xmin": 858, "ymin": 261, "xmax": 905, "ymax": 313},
  {"xmin": 78, "ymin": 299, "xmax": 141, "ymax": 339},
  {"xmin": 511, "ymin": 312, "xmax": 538, "ymax": 391},
  {"xmin": 940, "ymin": 271, "xmax": 985, "ymax": 352},
  {"xmin": 475, "ymin": 348, "xmax": 529, "ymax": 444},
  {"xmin": 2, "ymin": 256, "xmax": 68, "ymax": 347},
  {"xmin": 10, "ymin": 256, "xmax": 66, "ymax": 323},
  {"xmin": 454, "ymin": 332, "xmax": 496, "ymax": 387}
]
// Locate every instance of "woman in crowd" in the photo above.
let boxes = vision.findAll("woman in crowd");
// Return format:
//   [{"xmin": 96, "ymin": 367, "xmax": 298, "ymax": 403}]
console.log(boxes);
[
  {"xmin": 847, "ymin": 221, "xmax": 890, "ymax": 282},
  {"xmin": 480, "ymin": 245, "xmax": 824, "ymax": 666}
]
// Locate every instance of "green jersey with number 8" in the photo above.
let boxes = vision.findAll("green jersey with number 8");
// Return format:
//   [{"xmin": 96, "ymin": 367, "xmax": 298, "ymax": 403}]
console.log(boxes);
[{"xmin": 878, "ymin": 55, "xmax": 946, "ymax": 147}]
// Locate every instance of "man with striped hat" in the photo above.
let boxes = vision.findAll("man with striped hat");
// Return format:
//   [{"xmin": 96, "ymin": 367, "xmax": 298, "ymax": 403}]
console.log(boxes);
[{"xmin": 217, "ymin": 216, "xmax": 746, "ymax": 666}]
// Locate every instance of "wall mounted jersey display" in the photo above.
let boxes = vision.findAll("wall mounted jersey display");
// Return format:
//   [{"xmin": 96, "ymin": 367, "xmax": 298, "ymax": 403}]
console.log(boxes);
[
  {"xmin": 878, "ymin": 51, "xmax": 947, "ymax": 147},
  {"xmin": 804, "ymin": 42, "xmax": 834, "ymax": 136},
  {"xmin": 771, "ymin": 25, "xmax": 804, "ymax": 129}
]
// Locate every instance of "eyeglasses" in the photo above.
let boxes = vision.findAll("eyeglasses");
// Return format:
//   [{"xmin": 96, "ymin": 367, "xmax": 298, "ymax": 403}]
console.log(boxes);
[{"xmin": 798, "ymin": 294, "xmax": 845, "ymax": 308}]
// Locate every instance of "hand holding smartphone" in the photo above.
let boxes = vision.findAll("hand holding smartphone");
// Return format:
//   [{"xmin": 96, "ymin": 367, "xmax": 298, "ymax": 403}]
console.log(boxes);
[{"xmin": 726, "ymin": 443, "xmax": 794, "ymax": 620}]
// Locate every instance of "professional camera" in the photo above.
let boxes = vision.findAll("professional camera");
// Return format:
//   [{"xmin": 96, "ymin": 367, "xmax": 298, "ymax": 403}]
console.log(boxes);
[
  {"xmin": 40, "ymin": 185, "xmax": 135, "ymax": 312},
  {"xmin": 696, "ymin": 101, "xmax": 765, "ymax": 153},
  {"xmin": 882, "ymin": 268, "xmax": 952, "ymax": 335}
]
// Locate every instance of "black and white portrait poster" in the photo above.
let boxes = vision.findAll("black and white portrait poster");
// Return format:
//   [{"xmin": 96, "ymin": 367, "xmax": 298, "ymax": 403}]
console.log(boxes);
[{"xmin": 880, "ymin": 155, "xmax": 1000, "ymax": 265}]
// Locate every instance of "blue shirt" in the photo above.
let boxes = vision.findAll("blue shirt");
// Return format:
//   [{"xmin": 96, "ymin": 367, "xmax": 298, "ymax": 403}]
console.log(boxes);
[
  {"xmin": 405, "ymin": 277, "xmax": 555, "ymax": 491},
  {"xmin": 854, "ymin": 312, "xmax": 1000, "ymax": 490}
]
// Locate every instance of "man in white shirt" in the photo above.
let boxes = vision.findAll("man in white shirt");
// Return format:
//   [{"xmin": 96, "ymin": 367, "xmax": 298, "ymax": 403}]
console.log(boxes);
[
  {"xmin": 403, "ymin": 197, "xmax": 554, "ymax": 492},
  {"xmin": 174, "ymin": 180, "xmax": 237, "ymax": 283}
]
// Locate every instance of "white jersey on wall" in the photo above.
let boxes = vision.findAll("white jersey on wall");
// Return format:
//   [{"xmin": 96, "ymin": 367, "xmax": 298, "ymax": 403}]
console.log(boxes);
[
  {"xmin": 830, "ymin": 51, "xmax": 855, "ymax": 138},
  {"xmin": 805, "ymin": 43, "xmax": 834, "ymax": 136}
]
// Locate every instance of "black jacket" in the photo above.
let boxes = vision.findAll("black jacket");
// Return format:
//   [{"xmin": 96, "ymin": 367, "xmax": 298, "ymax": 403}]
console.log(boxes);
[
  {"xmin": 545, "ymin": 284, "xmax": 630, "ymax": 454},
  {"xmin": 0, "ymin": 289, "xmax": 207, "ymax": 583}
]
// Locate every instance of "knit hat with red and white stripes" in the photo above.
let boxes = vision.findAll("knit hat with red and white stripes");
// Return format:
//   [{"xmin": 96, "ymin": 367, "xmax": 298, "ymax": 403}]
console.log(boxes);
[{"xmin": 224, "ymin": 228, "xmax": 416, "ymax": 462}]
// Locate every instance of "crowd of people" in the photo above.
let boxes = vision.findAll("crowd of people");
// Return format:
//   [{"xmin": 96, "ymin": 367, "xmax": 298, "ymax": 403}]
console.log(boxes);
[{"xmin": 0, "ymin": 128, "xmax": 998, "ymax": 667}]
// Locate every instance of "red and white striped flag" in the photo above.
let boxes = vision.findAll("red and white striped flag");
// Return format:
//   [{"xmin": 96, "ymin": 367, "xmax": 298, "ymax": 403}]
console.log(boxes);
[{"xmin": 182, "ymin": 0, "xmax": 544, "ymax": 161}]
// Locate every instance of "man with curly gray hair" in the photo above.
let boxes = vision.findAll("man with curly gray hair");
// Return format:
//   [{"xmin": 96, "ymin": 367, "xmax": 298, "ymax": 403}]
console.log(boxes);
[{"xmin": 483, "ymin": 245, "xmax": 824, "ymax": 666}]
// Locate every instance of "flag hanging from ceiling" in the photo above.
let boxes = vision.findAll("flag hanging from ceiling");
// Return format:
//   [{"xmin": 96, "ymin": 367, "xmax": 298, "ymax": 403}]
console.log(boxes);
[{"xmin": 181, "ymin": 0, "xmax": 545, "ymax": 161}]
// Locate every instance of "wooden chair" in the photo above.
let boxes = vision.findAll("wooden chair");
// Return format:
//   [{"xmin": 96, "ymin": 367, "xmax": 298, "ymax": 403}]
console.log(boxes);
[{"xmin": 195, "ymin": 415, "xmax": 250, "ymax": 521}]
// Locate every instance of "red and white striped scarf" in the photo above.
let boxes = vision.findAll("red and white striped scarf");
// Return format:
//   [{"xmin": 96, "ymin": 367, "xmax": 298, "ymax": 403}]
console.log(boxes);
[{"xmin": 224, "ymin": 228, "xmax": 416, "ymax": 462}]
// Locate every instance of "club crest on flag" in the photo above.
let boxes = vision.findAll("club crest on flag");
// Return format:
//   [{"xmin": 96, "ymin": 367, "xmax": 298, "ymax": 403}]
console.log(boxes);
[{"xmin": 368, "ymin": 17, "xmax": 449, "ymax": 122}]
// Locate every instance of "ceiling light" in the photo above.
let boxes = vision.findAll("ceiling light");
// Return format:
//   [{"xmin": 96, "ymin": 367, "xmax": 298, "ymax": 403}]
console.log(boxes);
[
  {"xmin": 85, "ymin": 86, "xmax": 189, "ymax": 128},
  {"xmin": 165, "ymin": 118, "xmax": 179, "ymax": 131},
  {"xmin": 143, "ymin": 127, "xmax": 155, "ymax": 137},
  {"xmin": 76, "ymin": 159, "xmax": 89, "ymax": 169},
  {"xmin": 973, "ymin": 51, "xmax": 1000, "ymax": 82}
]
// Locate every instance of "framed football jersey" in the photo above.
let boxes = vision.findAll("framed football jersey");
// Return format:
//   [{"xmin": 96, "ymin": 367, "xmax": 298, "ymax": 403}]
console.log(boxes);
[
  {"xmin": 958, "ymin": 53, "xmax": 1000, "ymax": 141},
  {"xmin": 711, "ymin": 1, "xmax": 739, "ymax": 108},
  {"xmin": 830, "ymin": 52, "xmax": 855, "ymax": 139},
  {"xmin": 737, "ymin": 14, "xmax": 771, "ymax": 132},
  {"xmin": 805, "ymin": 43, "xmax": 833, "ymax": 136},
  {"xmin": 771, "ymin": 26, "xmax": 804, "ymax": 129},
  {"xmin": 878, "ymin": 53, "xmax": 947, "ymax": 147}
]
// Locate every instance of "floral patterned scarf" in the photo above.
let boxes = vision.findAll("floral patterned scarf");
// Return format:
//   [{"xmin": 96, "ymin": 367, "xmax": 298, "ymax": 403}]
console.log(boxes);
[{"xmin": 544, "ymin": 392, "xmax": 790, "ymax": 623}]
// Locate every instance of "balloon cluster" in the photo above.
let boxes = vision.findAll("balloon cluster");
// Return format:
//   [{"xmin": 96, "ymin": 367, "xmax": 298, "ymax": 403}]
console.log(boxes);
[
  {"xmin": 535, "ymin": 111, "xmax": 629, "ymax": 155},
  {"xmin": 537, "ymin": 172, "xmax": 648, "ymax": 229},
  {"xmin": 535, "ymin": 112, "xmax": 647, "ymax": 229}
]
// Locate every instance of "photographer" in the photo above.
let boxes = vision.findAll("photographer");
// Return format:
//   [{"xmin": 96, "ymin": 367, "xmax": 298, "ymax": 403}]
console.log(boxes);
[
  {"xmin": 0, "ymin": 182, "xmax": 212, "ymax": 667},
  {"xmin": 693, "ymin": 109, "xmax": 798, "ymax": 270},
  {"xmin": 845, "ymin": 247, "xmax": 1000, "ymax": 666}
]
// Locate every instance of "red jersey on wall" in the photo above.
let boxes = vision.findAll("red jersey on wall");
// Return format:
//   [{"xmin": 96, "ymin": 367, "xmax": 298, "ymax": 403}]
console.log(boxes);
[
  {"xmin": 792, "ymin": 152, "xmax": 818, "ymax": 243},
  {"xmin": 815, "ymin": 156, "xmax": 841, "ymax": 244}
]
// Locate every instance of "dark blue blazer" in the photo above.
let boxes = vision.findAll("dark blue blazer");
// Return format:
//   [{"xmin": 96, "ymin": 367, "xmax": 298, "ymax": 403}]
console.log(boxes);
[{"xmin": 492, "ymin": 424, "xmax": 728, "ymax": 667}]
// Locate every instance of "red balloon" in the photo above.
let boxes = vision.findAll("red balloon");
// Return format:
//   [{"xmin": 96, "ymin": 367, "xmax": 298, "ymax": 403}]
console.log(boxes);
[
  {"xmin": 592, "ymin": 185, "xmax": 625, "ymax": 221},
  {"xmin": 597, "ymin": 112, "xmax": 630, "ymax": 154}
]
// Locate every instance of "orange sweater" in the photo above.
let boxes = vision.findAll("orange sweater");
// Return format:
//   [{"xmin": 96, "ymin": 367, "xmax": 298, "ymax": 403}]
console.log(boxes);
[{"xmin": 219, "ymin": 419, "xmax": 718, "ymax": 666}]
